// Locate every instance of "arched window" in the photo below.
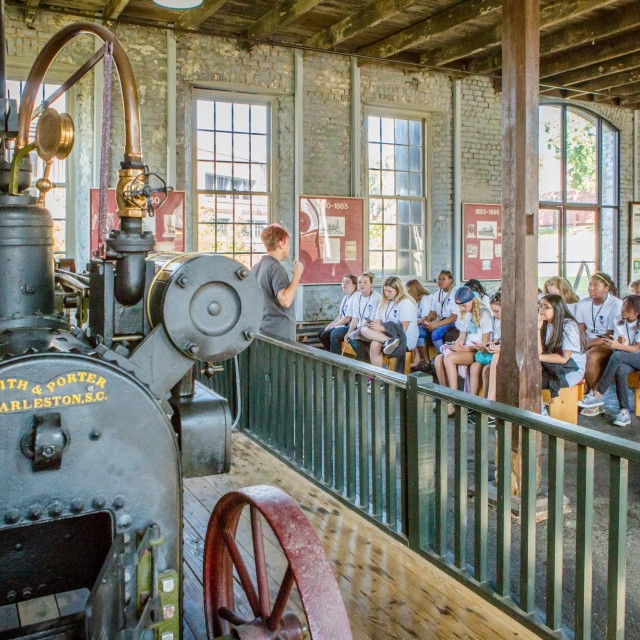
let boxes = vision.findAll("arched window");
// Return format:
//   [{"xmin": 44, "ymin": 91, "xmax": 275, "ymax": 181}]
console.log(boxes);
[{"xmin": 538, "ymin": 104, "xmax": 619, "ymax": 296}]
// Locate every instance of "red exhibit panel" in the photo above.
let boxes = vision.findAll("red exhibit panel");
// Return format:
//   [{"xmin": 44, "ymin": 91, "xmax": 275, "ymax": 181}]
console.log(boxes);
[
  {"xmin": 298, "ymin": 196, "xmax": 364, "ymax": 285},
  {"xmin": 90, "ymin": 189, "xmax": 185, "ymax": 255},
  {"xmin": 462, "ymin": 202, "xmax": 502, "ymax": 281}
]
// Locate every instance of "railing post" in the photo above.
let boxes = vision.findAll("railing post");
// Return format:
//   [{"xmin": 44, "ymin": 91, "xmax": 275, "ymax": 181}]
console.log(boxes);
[{"xmin": 405, "ymin": 373, "xmax": 435, "ymax": 552}]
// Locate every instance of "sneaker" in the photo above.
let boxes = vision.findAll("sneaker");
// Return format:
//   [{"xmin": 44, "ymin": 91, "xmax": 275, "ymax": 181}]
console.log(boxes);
[
  {"xmin": 541, "ymin": 404, "xmax": 549, "ymax": 417},
  {"xmin": 383, "ymin": 338, "xmax": 400, "ymax": 355},
  {"xmin": 612, "ymin": 409, "xmax": 632, "ymax": 427},
  {"xmin": 577, "ymin": 391, "xmax": 604, "ymax": 409},
  {"xmin": 580, "ymin": 404, "xmax": 605, "ymax": 417}
]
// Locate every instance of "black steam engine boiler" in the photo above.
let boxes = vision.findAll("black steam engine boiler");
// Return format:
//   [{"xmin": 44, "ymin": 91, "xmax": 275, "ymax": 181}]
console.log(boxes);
[{"xmin": 0, "ymin": 11, "xmax": 351, "ymax": 640}]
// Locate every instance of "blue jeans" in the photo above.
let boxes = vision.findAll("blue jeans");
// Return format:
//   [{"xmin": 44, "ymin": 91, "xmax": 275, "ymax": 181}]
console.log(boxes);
[
  {"xmin": 319, "ymin": 325, "xmax": 349, "ymax": 354},
  {"xmin": 595, "ymin": 350, "xmax": 640, "ymax": 409},
  {"xmin": 348, "ymin": 336, "xmax": 370, "ymax": 362},
  {"xmin": 417, "ymin": 326, "xmax": 428, "ymax": 347},
  {"xmin": 430, "ymin": 322, "xmax": 455, "ymax": 350}
]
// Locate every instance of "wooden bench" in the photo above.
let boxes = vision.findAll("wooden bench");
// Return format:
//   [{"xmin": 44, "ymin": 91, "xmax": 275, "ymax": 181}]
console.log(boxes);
[
  {"xmin": 627, "ymin": 371, "xmax": 640, "ymax": 416},
  {"xmin": 542, "ymin": 383, "xmax": 584, "ymax": 424},
  {"xmin": 341, "ymin": 341, "xmax": 413, "ymax": 374},
  {"xmin": 295, "ymin": 320, "xmax": 329, "ymax": 346}
]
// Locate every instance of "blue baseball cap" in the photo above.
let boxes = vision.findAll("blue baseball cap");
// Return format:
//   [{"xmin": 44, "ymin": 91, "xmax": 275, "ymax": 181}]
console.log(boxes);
[{"xmin": 455, "ymin": 286, "xmax": 475, "ymax": 305}]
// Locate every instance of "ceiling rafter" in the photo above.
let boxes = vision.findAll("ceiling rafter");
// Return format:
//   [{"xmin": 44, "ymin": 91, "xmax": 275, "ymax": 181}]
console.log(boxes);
[
  {"xmin": 304, "ymin": 0, "xmax": 418, "ymax": 51},
  {"xmin": 355, "ymin": 0, "xmax": 501, "ymax": 60},
  {"xmin": 103, "ymin": 0, "xmax": 129, "ymax": 21},
  {"xmin": 468, "ymin": 1, "xmax": 640, "ymax": 74},
  {"xmin": 176, "ymin": 0, "xmax": 231, "ymax": 31},
  {"xmin": 247, "ymin": 0, "xmax": 325, "ymax": 41},
  {"xmin": 24, "ymin": 0, "xmax": 41, "ymax": 26},
  {"xmin": 420, "ymin": 0, "xmax": 621, "ymax": 67}
]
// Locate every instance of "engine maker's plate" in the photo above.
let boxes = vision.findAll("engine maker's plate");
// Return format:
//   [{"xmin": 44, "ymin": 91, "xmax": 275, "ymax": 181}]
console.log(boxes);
[{"xmin": 148, "ymin": 254, "xmax": 262, "ymax": 362}]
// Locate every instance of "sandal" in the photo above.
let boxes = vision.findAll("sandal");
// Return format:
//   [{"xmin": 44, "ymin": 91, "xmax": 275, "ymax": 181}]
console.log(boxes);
[{"xmin": 447, "ymin": 403, "xmax": 456, "ymax": 417}]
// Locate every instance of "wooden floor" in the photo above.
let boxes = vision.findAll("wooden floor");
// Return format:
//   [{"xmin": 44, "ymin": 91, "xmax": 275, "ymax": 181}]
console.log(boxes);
[{"xmin": 183, "ymin": 432, "xmax": 541, "ymax": 640}]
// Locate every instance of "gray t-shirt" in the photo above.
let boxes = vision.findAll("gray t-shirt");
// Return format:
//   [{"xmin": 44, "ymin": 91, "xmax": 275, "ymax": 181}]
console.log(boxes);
[{"xmin": 252, "ymin": 255, "xmax": 296, "ymax": 341}]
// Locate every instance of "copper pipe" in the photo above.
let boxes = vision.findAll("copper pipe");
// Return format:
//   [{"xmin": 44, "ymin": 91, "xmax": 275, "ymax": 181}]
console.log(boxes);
[{"xmin": 16, "ymin": 22, "xmax": 142, "ymax": 164}]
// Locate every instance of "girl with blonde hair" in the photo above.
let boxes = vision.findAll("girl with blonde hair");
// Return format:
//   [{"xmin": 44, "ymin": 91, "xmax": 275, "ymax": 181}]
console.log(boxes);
[
  {"xmin": 543, "ymin": 276, "xmax": 579, "ymax": 315},
  {"xmin": 360, "ymin": 276, "xmax": 418, "ymax": 371},
  {"xmin": 406, "ymin": 279, "xmax": 432, "ymax": 370}
]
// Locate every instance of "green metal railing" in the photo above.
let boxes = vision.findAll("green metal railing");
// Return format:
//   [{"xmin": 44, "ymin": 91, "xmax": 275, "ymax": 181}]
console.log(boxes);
[{"xmin": 205, "ymin": 335, "xmax": 640, "ymax": 640}]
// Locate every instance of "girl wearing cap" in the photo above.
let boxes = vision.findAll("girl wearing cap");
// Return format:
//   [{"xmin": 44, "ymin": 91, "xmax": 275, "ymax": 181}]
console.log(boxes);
[
  {"xmin": 576, "ymin": 294, "xmax": 640, "ymax": 427},
  {"xmin": 469, "ymin": 292, "xmax": 502, "ymax": 401},
  {"xmin": 360, "ymin": 277, "xmax": 418, "ymax": 370},
  {"xmin": 406, "ymin": 279, "xmax": 433, "ymax": 370},
  {"xmin": 543, "ymin": 276, "xmax": 580, "ymax": 316},
  {"xmin": 423, "ymin": 270, "xmax": 459, "ymax": 350},
  {"xmin": 573, "ymin": 272, "xmax": 622, "ymax": 407},
  {"xmin": 318, "ymin": 274, "xmax": 357, "ymax": 354},
  {"xmin": 464, "ymin": 279, "xmax": 491, "ymax": 309},
  {"xmin": 539, "ymin": 294, "xmax": 587, "ymax": 415},
  {"xmin": 434, "ymin": 286, "xmax": 492, "ymax": 416}
]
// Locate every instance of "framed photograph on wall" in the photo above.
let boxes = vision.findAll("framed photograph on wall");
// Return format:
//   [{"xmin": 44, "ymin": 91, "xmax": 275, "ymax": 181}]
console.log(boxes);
[{"xmin": 629, "ymin": 202, "xmax": 640, "ymax": 283}]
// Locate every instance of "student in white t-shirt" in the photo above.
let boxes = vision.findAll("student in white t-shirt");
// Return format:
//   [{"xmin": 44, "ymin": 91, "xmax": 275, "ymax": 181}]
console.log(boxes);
[
  {"xmin": 538, "ymin": 294, "xmax": 587, "ymax": 417},
  {"xmin": 543, "ymin": 276, "xmax": 580, "ymax": 316},
  {"xmin": 406, "ymin": 279, "xmax": 433, "ymax": 370},
  {"xmin": 423, "ymin": 270, "xmax": 459, "ymax": 350},
  {"xmin": 434, "ymin": 286, "xmax": 492, "ymax": 416},
  {"xmin": 360, "ymin": 276, "xmax": 418, "ymax": 372},
  {"xmin": 574, "ymin": 272, "xmax": 623, "ymax": 394},
  {"xmin": 318, "ymin": 274, "xmax": 357, "ymax": 354},
  {"xmin": 345, "ymin": 272, "xmax": 382, "ymax": 362},
  {"xmin": 577, "ymin": 294, "xmax": 640, "ymax": 427}
]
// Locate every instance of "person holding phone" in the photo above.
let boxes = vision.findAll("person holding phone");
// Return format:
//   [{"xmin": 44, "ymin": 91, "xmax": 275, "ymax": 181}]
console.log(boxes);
[
  {"xmin": 469, "ymin": 292, "xmax": 502, "ymax": 400},
  {"xmin": 577, "ymin": 294, "xmax": 640, "ymax": 426},
  {"xmin": 434, "ymin": 286, "xmax": 492, "ymax": 416}
]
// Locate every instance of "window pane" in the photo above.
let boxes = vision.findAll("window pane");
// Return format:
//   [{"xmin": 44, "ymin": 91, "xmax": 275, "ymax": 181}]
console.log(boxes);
[
  {"xmin": 602, "ymin": 124, "xmax": 618, "ymax": 206},
  {"xmin": 565, "ymin": 208, "xmax": 596, "ymax": 296},
  {"xmin": 369, "ymin": 225, "xmax": 383, "ymax": 250},
  {"xmin": 383, "ymin": 199, "xmax": 397, "ymax": 224},
  {"xmin": 539, "ymin": 105, "xmax": 562, "ymax": 202},
  {"xmin": 381, "ymin": 144, "xmax": 395, "ymax": 170},
  {"xmin": 566, "ymin": 109, "xmax": 597, "ymax": 203},
  {"xmin": 600, "ymin": 207, "xmax": 617, "ymax": 276},
  {"xmin": 409, "ymin": 146, "xmax": 421, "ymax": 172},
  {"xmin": 409, "ymin": 120, "xmax": 421, "ymax": 145},
  {"xmin": 197, "ymin": 101, "xmax": 214, "ymax": 130},
  {"xmin": 368, "ymin": 116, "xmax": 380, "ymax": 142},
  {"xmin": 369, "ymin": 143, "xmax": 381, "ymax": 169},
  {"xmin": 396, "ymin": 172, "xmax": 408, "ymax": 196},
  {"xmin": 197, "ymin": 97, "xmax": 270, "ymax": 262},
  {"xmin": 395, "ymin": 145, "xmax": 408, "ymax": 171},
  {"xmin": 398, "ymin": 200, "xmax": 410, "ymax": 224},
  {"xmin": 395, "ymin": 120, "xmax": 408, "ymax": 144},
  {"xmin": 537, "ymin": 207, "xmax": 559, "ymax": 285},
  {"xmin": 381, "ymin": 118, "xmax": 394, "ymax": 143},
  {"xmin": 370, "ymin": 198, "xmax": 383, "ymax": 223}
]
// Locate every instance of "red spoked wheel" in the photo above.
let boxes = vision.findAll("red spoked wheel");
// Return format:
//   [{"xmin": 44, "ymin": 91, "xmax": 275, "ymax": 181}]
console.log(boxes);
[{"xmin": 203, "ymin": 485, "xmax": 352, "ymax": 640}]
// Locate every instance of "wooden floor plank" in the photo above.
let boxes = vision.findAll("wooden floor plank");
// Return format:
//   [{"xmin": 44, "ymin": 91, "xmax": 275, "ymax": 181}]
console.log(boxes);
[{"xmin": 183, "ymin": 432, "xmax": 541, "ymax": 640}]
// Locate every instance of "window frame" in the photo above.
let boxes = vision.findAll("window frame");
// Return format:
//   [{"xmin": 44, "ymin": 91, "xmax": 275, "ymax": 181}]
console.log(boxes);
[
  {"xmin": 538, "ymin": 102, "xmax": 620, "ymax": 288},
  {"xmin": 192, "ymin": 89, "xmax": 276, "ymax": 266},
  {"xmin": 363, "ymin": 105, "xmax": 431, "ymax": 280}
]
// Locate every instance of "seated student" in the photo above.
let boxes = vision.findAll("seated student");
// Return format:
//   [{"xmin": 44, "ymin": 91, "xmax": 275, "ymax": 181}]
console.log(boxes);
[
  {"xmin": 538, "ymin": 294, "xmax": 586, "ymax": 416},
  {"xmin": 543, "ymin": 276, "xmax": 580, "ymax": 316},
  {"xmin": 345, "ymin": 272, "xmax": 382, "ymax": 362},
  {"xmin": 469, "ymin": 292, "xmax": 502, "ymax": 400},
  {"xmin": 577, "ymin": 294, "xmax": 640, "ymax": 427},
  {"xmin": 406, "ymin": 279, "xmax": 433, "ymax": 371},
  {"xmin": 423, "ymin": 270, "xmax": 459, "ymax": 351},
  {"xmin": 629, "ymin": 280, "xmax": 640, "ymax": 295},
  {"xmin": 360, "ymin": 277, "xmax": 419, "ymax": 372},
  {"xmin": 464, "ymin": 279, "xmax": 491, "ymax": 309},
  {"xmin": 434, "ymin": 286, "xmax": 492, "ymax": 416},
  {"xmin": 574, "ymin": 272, "xmax": 623, "ymax": 406},
  {"xmin": 318, "ymin": 274, "xmax": 357, "ymax": 354}
]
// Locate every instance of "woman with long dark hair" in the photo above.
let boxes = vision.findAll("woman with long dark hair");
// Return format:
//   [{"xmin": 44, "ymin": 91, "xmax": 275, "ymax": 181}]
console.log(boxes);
[
  {"xmin": 577, "ymin": 294, "xmax": 640, "ymax": 427},
  {"xmin": 538, "ymin": 294, "xmax": 587, "ymax": 415}
]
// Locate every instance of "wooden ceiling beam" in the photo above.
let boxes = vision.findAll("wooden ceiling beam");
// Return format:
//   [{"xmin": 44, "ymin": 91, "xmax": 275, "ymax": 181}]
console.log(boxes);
[
  {"xmin": 176, "ymin": 0, "xmax": 231, "ymax": 30},
  {"xmin": 24, "ymin": 0, "xmax": 41, "ymax": 26},
  {"xmin": 304, "ymin": 0, "xmax": 418, "ymax": 50},
  {"xmin": 248, "ymin": 0, "xmax": 325, "ymax": 41},
  {"xmin": 542, "ymin": 49, "xmax": 640, "ymax": 87},
  {"xmin": 421, "ymin": 0, "xmax": 620, "ymax": 68},
  {"xmin": 355, "ymin": 0, "xmax": 501, "ymax": 60},
  {"xmin": 568, "ymin": 65, "xmax": 640, "ymax": 93},
  {"xmin": 103, "ymin": 0, "xmax": 129, "ymax": 21},
  {"xmin": 468, "ymin": 1, "xmax": 640, "ymax": 74},
  {"xmin": 591, "ymin": 80, "xmax": 640, "ymax": 101}
]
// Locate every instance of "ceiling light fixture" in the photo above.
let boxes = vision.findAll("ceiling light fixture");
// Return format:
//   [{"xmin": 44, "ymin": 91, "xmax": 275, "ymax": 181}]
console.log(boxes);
[{"xmin": 152, "ymin": 0, "xmax": 203, "ymax": 9}]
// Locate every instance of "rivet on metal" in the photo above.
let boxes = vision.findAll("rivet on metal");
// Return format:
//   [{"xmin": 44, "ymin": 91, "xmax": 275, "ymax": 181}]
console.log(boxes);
[
  {"xmin": 235, "ymin": 267, "xmax": 250, "ymax": 280},
  {"xmin": 4, "ymin": 509, "xmax": 20, "ymax": 524},
  {"xmin": 176, "ymin": 275, "xmax": 189, "ymax": 288},
  {"xmin": 6, "ymin": 591, "xmax": 17, "ymax": 603},
  {"xmin": 184, "ymin": 342, "xmax": 200, "ymax": 355},
  {"xmin": 113, "ymin": 496, "xmax": 125, "ymax": 510},
  {"xmin": 243, "ymin": 330, "xmax": 255, "ymax": 341},
  {"xmin": 118, "ymin": 515, "xmax": 131, "ymax": 529},
  {"xmin": 22, "ymin": 588, "xmax": 33, "ymax": 600},
  {"xmin": 90, "ymin": 429, "xmax": 102, "ymax": 441},
  {"xmin": 14, "ymin": 543, "xmax": 23, "ymax": 551},
  {"xmin": 92, "ymin": 496, "xmax": 106, "ymax": 510},
  {"xmin": 207, "ymin": 301, "xmax": 222, "ymax": 316},
  {"xmin": 70, "ymin": 499, "xmax": 85, "ymax": 513},
  {"xmin": 27, "ymin": 505, "xmax": 43, "ymax": 521},
  {"xmin": 48, "ymin": 501, "xmax": 63, "ymax": 517}
]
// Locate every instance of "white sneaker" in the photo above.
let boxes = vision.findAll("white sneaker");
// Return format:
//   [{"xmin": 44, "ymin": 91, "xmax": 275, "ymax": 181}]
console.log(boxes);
[
  {"xmin": 540, "ymin": 404, "xmax": 549, "ymax": 418},
  {"xmin": 612, "ymin": 409, "xmax": 632, "ymax": 427},
  {"xmin": 383, "ymin": 338, "xmax": 400, "ymax": 355},
  {"xmin": 577, "ymin": 391, "xmax": 604, "ymax": 409}
]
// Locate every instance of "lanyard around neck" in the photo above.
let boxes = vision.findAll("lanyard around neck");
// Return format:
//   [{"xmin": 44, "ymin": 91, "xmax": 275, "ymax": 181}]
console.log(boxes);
[{"xmin": 591, "ymin": 293, "xmax": 608, "ymax": 329}]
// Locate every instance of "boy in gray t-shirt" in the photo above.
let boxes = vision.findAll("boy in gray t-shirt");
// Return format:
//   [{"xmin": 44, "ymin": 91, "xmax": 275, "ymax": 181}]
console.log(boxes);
[{"xmin": 251, "ymin": 224, "xmax": 304, "ymax": 342}]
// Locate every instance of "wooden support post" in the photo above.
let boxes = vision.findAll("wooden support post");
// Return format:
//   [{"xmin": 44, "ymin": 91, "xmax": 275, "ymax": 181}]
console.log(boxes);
[{"xmin": 498, "ymin": 0, "xmax": 541, "ymax": 496}]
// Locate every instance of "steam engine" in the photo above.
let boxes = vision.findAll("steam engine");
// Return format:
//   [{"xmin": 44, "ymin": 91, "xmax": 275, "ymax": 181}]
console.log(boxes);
[{"xmin": 0, "ymin": 19, "xmax": 262, "ymax": 640}]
